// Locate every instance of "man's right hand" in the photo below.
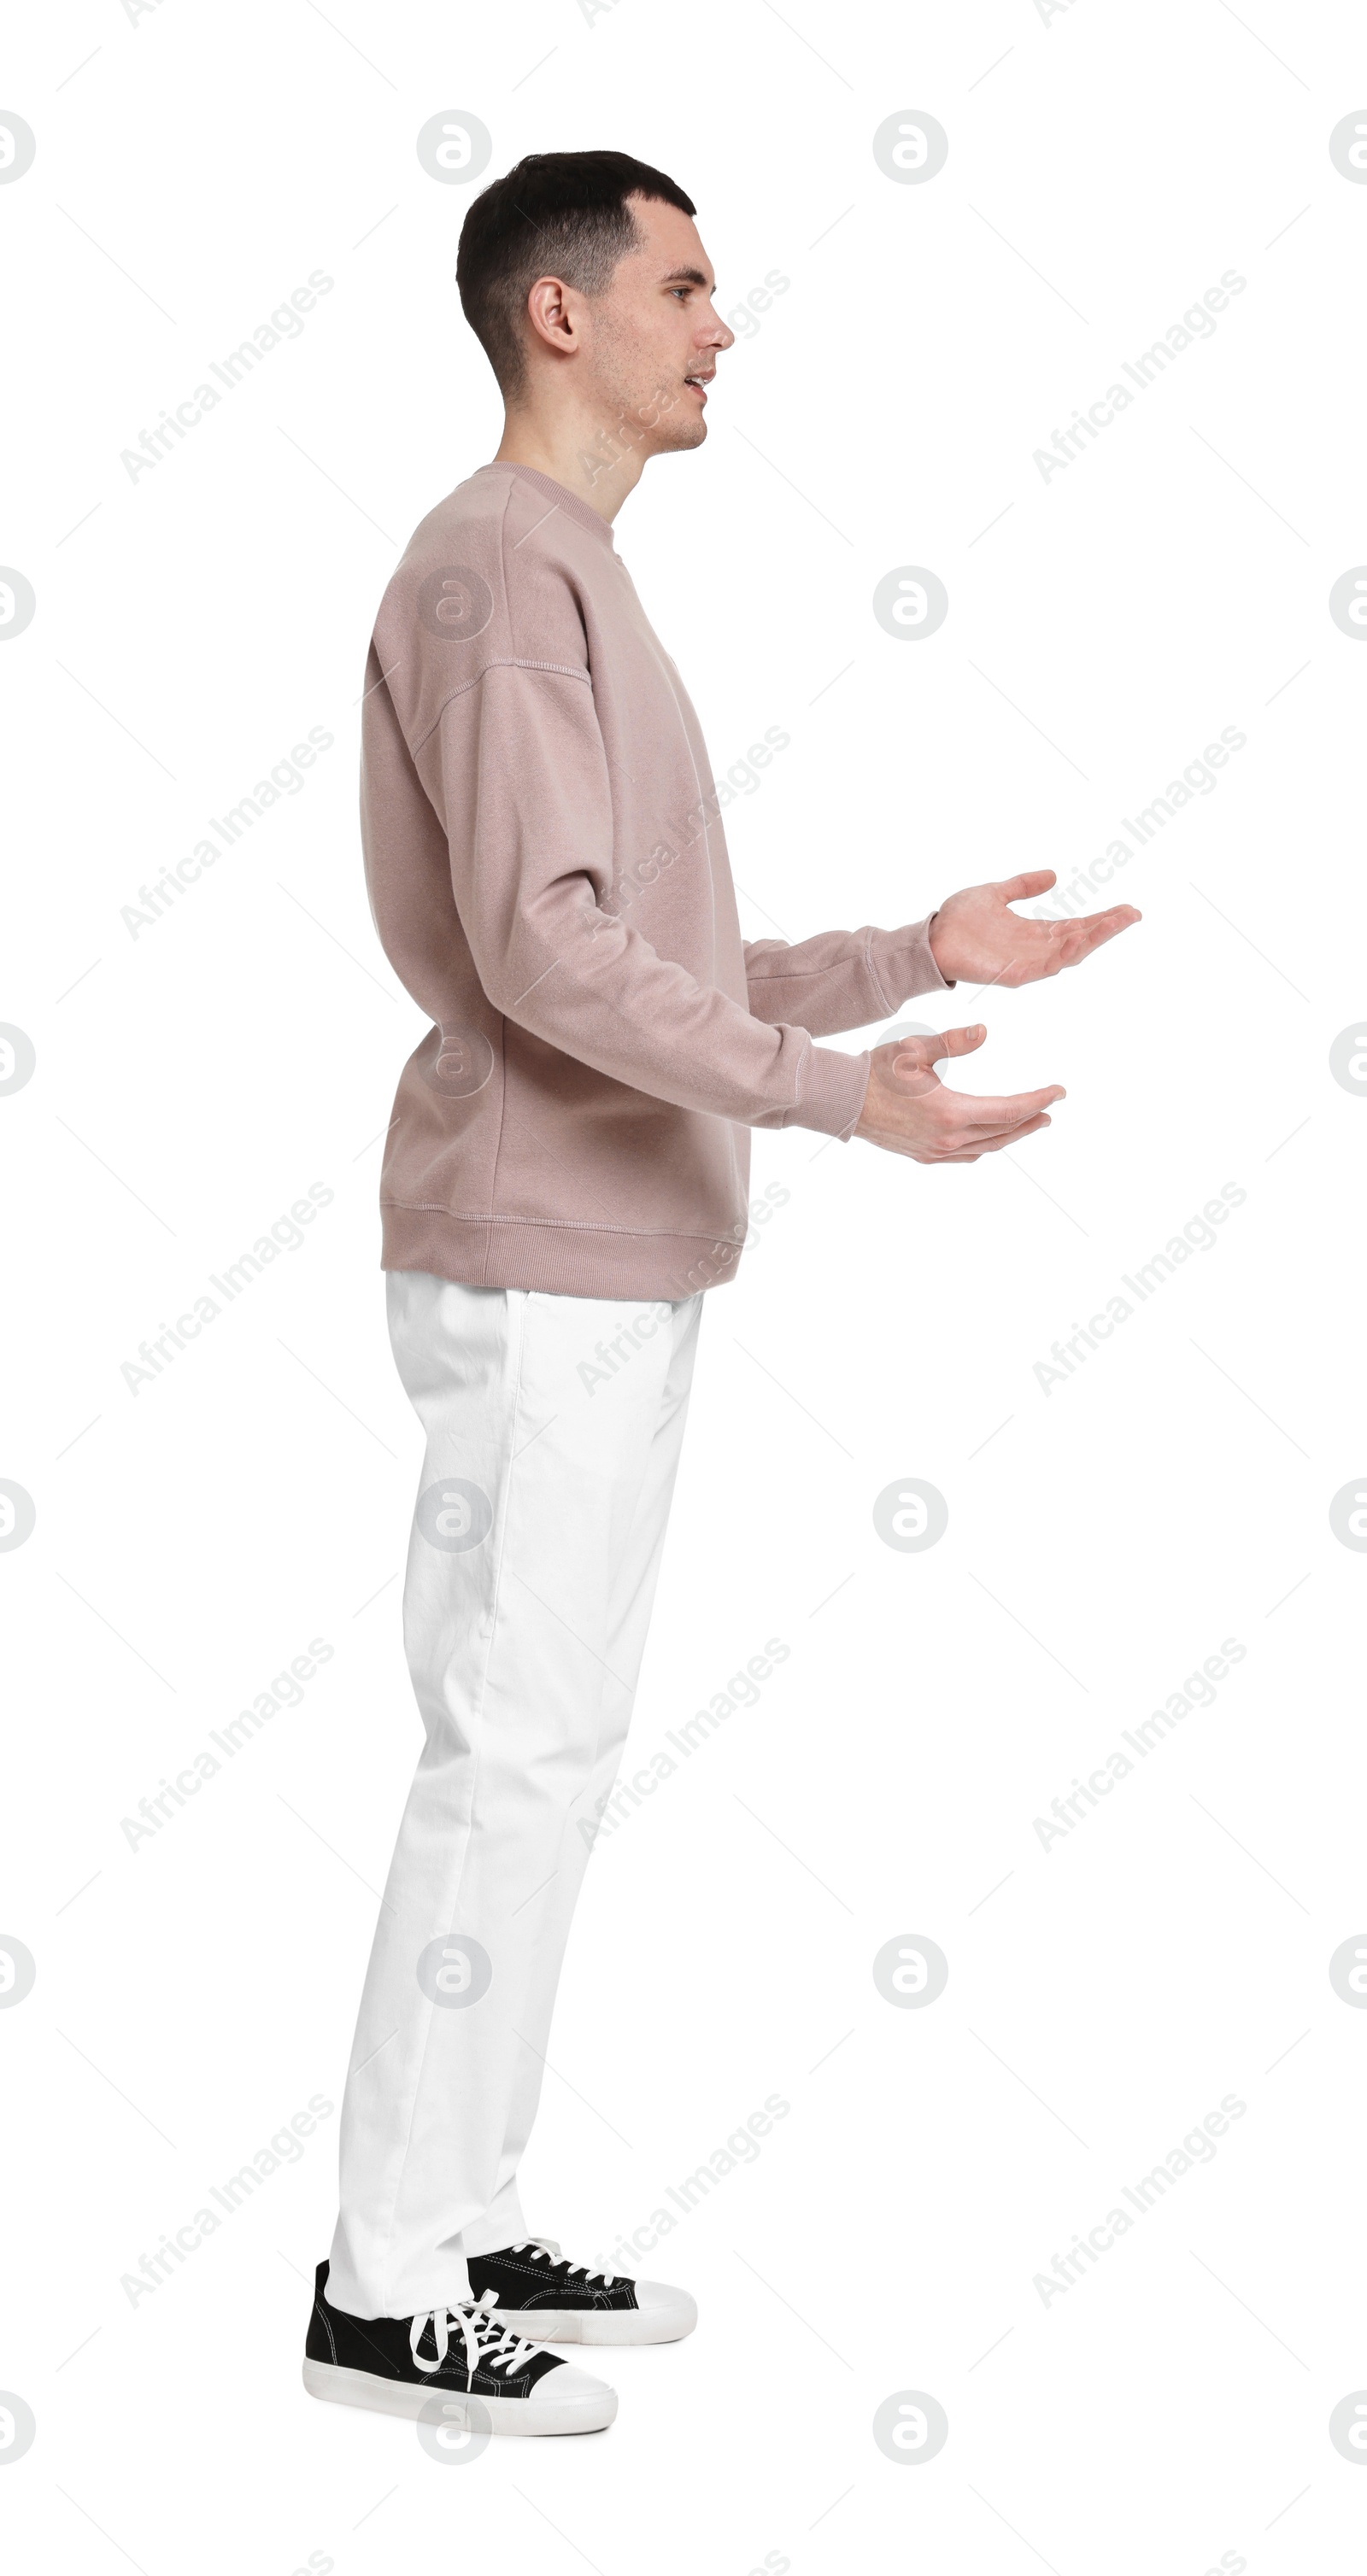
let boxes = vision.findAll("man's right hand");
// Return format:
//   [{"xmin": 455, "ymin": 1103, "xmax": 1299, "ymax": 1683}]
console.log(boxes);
[{"xmin": 854, "ymin": 1027, "xmax": 1065, "ymax": 1164}]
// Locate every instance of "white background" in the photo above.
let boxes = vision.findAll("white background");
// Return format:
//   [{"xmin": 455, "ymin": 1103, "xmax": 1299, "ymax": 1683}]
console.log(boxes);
[{"xmin": 3, "ymin": 2, "xmax": 1366, "ymax": 2569}]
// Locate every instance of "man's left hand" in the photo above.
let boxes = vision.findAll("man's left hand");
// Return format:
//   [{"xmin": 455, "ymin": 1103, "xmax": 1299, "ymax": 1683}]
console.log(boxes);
[{"xmin": 929, "ymin": 871, "xmax": 1141, "ymax": 989}]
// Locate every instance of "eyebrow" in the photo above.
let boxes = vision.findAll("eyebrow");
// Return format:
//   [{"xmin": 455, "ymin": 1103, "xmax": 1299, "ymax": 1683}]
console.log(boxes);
[{"xmin": 660, "ymin": 266, "xmax": 715, "ymax": 290}]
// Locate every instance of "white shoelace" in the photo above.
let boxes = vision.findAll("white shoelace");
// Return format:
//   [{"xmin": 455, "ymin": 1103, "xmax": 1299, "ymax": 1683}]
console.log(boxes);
[
  {"xmin": 507, "ymin": 2236, "xmax": 623, "ymax": 2287},
  {"xmin": 408, "ymin": 2286, "xmax": 543, "ymax": 2379}
]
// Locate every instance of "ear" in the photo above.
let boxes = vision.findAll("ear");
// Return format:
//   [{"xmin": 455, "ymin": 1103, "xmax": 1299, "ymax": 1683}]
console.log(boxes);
[{"xmin": 525, "ymin": 274, "xmax": 582, "ymax": 359}]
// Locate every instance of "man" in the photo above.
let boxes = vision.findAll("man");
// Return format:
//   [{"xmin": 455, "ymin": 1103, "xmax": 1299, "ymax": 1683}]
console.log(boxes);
[{"xmin": 303, "ymin": 149, "xmax": 1138, "ymax": 2437}]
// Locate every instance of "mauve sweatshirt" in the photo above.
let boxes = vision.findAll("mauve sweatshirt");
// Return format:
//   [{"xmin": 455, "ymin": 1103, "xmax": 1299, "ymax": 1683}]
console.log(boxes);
[{"xmin": 361, "ymin": 460, "xmax": 952, "ymax": 1301}]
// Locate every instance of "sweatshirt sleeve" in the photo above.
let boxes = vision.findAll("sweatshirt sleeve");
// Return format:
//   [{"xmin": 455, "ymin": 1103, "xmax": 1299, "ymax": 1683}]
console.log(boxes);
[
  {"xmin": 743, "ymin": 917, "xmax": 953, "ymax": 1034},
  {"xmin": 412, "ymin": 659, "xmax": 871, "ymax": 1139}
]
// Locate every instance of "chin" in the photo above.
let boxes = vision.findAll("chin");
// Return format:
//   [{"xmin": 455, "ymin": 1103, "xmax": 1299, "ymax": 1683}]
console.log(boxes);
[{"xmin": 654, "ymin": 417, "xmax": 708, "ymax": 455}]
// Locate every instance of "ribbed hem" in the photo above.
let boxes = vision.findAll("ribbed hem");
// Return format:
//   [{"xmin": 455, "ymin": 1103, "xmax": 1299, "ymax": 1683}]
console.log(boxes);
[
  {"xmin": 868, "ymin": 915, "xmax": 955, "ymax": 1007},
  {"xmin": 381, "ymin": 1203, "xmax": 744, "ymax": 1303},
  {"xmin": 786, "ymin": 1042, "xmax": 871, "ymax": 1140}
]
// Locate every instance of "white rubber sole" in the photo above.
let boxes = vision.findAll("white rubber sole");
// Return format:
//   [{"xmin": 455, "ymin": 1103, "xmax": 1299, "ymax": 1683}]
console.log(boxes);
[
  {"xmin": 302, "ymin": 2356, "xmax": 616, "ymax": 2435},
  {"xmin": 486, "ymin": 2297, "xmax": 697, "ymax": 2347}
]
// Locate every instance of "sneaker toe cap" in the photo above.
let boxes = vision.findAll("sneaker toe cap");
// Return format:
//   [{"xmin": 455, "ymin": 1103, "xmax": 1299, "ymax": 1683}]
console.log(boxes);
[
  {"xmin": 631, "ymin": 2279, "xmax": 697, "ymax": 2333},
  {"xmin": 545, "ymin": 2360, "xmax": 619, "ymax": 2421},
  {"xmin": 552, "ymin": 2361, "xmax": 615, "ymax": 2393}
]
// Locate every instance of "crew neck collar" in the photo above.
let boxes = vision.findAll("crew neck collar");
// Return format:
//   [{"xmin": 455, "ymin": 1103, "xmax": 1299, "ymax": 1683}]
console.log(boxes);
[{"xmin": 485, "ymin": 460, "xmax": 619, "ymax": 544}]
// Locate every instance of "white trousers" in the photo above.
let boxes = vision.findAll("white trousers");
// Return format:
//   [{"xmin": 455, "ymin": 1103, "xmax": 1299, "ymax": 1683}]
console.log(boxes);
[{"xmin": 326, "ymin": 1272, "xmax": 701, "ymax": 2321}]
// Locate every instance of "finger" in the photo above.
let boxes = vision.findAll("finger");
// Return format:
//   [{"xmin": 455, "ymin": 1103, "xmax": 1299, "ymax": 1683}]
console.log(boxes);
[
  {"xmin": 1059, "ymin": 903, "xmax": 1141, "ymax": 940},
  {"xmin": 937, "ymin": 1081, "xmax": 1065, "ymax": 1131},
  {"xmin": 993, "ymin": 869, "xmax": 1057, "ymax": 902},
  {"xmin": 943, "ymin": 1108, "xmax": 1053, "ymax": 1146},
  {"xmin": 933, "ymin": 1114, "xmax": 1051, "ymax": 1161},
  {"xmin": 1050, "ymin": 905, "xmax": 1141, "ymax": 961},
  {"xmin": 956, "ymin": 1111, "xmax": 1052, "ymax": 1150}
]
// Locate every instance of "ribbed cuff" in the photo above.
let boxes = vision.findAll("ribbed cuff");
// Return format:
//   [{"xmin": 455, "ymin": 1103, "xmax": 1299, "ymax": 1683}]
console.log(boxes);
[
  {"xmin": 788, "ymin": 1040, "xmax": 871, "ymax": 1141},
  {"xmin": 867, "ymin": 912, "xmax": 955, "ymax": 1006}
]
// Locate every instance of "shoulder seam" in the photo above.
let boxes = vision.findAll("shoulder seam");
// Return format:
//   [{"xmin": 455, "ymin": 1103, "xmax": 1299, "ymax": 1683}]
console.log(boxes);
[
  {"xmin": 412, "ymin": 659, "xmax": 592, "ymax": 756},
  {"xmin": 499, "ymin": 472, "xmax": 517, "ymax": 665}
]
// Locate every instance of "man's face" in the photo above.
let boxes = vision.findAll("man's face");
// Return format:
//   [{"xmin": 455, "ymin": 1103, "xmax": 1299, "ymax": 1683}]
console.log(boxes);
[{"xmin": 581, "ymin": 196, "xmax": 734, "ymax": 456}]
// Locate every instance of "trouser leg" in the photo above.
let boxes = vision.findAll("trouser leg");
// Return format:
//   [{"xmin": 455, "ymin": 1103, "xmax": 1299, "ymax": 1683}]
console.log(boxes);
[
  {"xmin": 326, "ymin": 1274, "xmax": 701, "ymax": 2321},
  {"xmin": 467, "ymin": 1285, "xmax": 702, "ymax": 2251}
]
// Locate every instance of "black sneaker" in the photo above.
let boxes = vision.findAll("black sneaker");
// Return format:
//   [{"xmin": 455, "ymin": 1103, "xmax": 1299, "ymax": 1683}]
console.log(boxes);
[
  {"xmin": 467, "ymin": 2238, "xmax": 697, "ymax": 2345},
  {"xmin": 302, "ymin": 2260, "xmax": 616, "ymax": 2435}
]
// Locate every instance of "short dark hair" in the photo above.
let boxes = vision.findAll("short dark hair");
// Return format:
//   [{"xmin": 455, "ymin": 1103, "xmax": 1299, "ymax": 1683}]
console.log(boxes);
[{"xmin": 456, "ymin": 149, "xmax": 696, "ymax": 398}]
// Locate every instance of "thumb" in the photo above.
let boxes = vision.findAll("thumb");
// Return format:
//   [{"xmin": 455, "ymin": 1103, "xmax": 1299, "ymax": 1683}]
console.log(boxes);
[
  {"xmin": 901, "ymin": 1022, "xmax": 987, "ymax": 1069},
  {"xmin": 883, "ymin": 1023, "xmax": 985, "ymax": 1096},
  {"xmin": 994, "ymin": 869, "xmax": 1055, "ymax": 902}
]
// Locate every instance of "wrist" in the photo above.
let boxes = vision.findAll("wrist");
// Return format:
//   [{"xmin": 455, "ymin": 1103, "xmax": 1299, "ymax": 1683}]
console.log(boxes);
[
  {"xmin": 926, "ymin": 908, "xmax": 958, "ymax": 987},
  {"xmin": 869, "ymin": 913, "xmax": 957, "ymax": 1004}
]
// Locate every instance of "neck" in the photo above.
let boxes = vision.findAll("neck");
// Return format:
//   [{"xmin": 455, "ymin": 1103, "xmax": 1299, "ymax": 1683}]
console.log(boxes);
[{"xmin": 495, "ymin": 394, "xmax": 648, "ymax": 524}]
